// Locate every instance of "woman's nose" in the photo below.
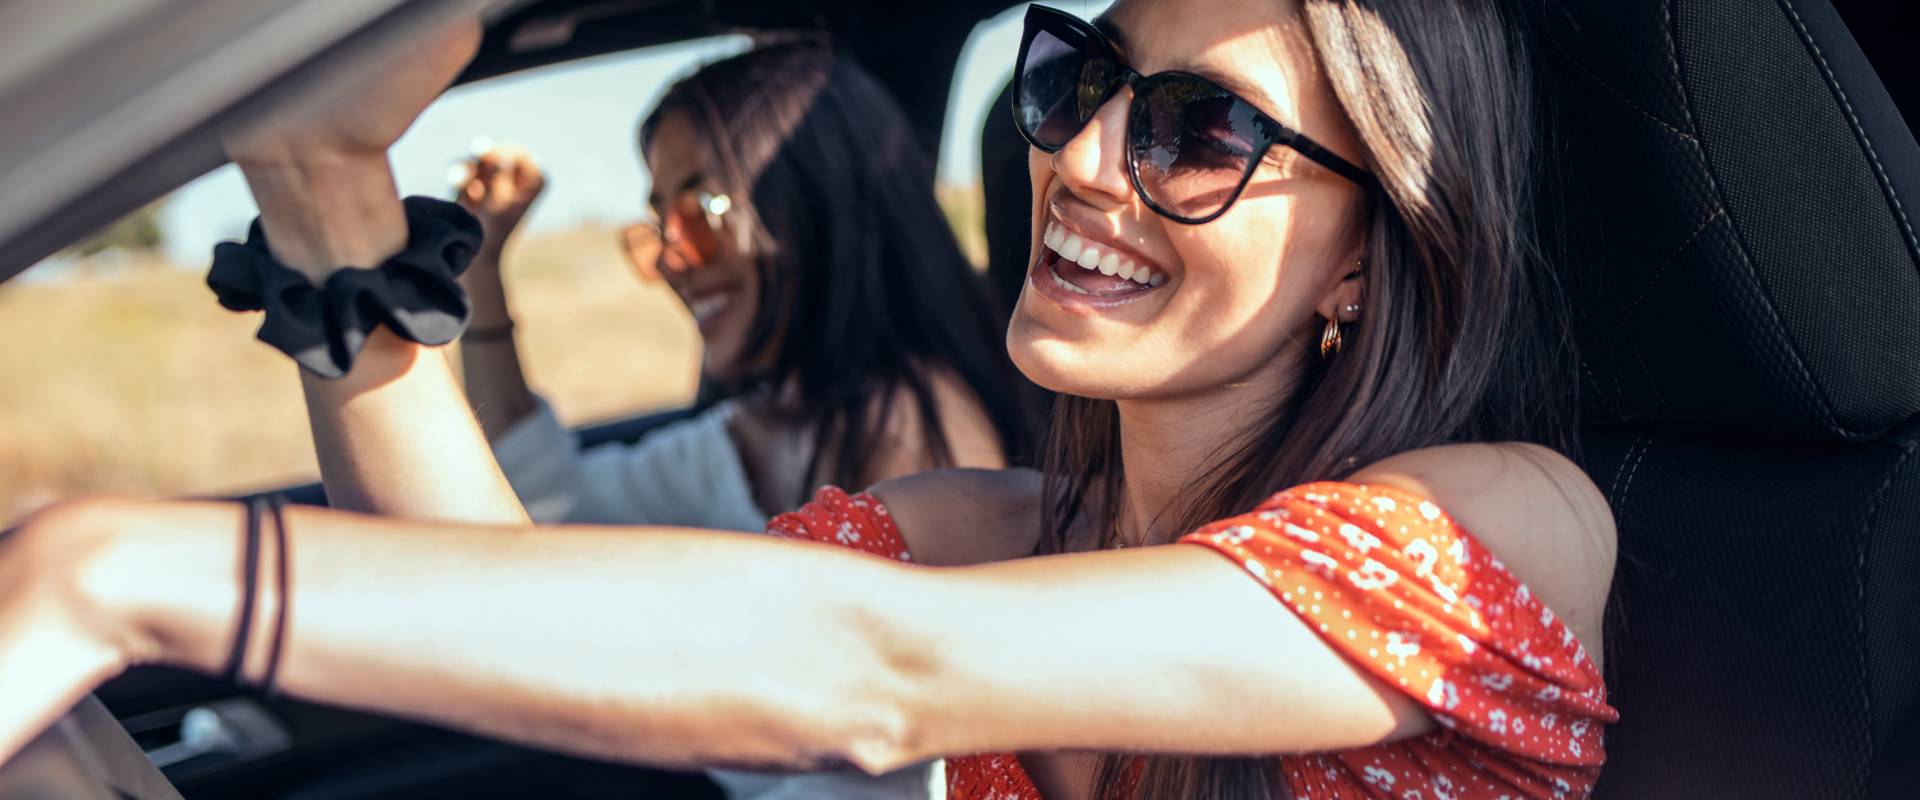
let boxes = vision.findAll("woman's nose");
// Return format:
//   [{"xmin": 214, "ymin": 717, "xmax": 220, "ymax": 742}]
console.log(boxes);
[{"xmin": 1048, "ymin": 86, "xmax": 1135, "ymax": 209}]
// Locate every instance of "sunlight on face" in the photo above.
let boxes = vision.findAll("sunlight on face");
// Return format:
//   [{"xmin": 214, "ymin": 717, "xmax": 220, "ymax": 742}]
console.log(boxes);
[
  {"xmin": 1006, "ymin": 0, "xmax": 1371, "ymax": 402},
  {"xmin": 644, "ymin": 112, "xmax": 764, "ymax": 381}
]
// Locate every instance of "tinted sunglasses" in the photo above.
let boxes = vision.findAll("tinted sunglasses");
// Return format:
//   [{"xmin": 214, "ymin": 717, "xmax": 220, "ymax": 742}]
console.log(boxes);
[
  {"xmin": 620, "ymin": 189, "xmax": 734, "ymax": 282},
  {"xmin": 1014, "ymin": 4, "xmax": 1376, "ymax": 224}
]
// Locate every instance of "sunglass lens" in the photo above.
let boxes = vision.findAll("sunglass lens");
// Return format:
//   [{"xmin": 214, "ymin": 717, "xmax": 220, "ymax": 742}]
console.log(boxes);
[
  {"xmin": 1017, "ymin": 25, "xmax": 1113, "ymax": 149},
  {"xmin": 661, "ymin": 192, "xmax": 722, "ymax": 272},
  {"xmin": 1131, "ymin": 76, "xmax": 1265, "ymax": 221}
]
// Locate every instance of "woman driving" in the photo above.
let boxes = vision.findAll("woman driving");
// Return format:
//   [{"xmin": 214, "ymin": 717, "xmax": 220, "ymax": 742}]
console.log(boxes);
[{"xmin": 0, "ymin": 2, "xmax": 1617, "ymax": 798}]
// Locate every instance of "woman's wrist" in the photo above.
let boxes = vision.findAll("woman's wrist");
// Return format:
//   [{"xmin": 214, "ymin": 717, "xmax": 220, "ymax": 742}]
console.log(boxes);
[
  {"xmin": 461, "ymin": 251, "xmax": 514, "ymax": 330},
  {"xmin": 51, "ymin": 498, "xmax": 244, "ymax": 675},
  {"xmin": 238, "ymin": 156, "xmax": 409, "ymax": 283},
  {"xmin": 20, "ymin": 498, "xmax": 152, "ymax": 672}
]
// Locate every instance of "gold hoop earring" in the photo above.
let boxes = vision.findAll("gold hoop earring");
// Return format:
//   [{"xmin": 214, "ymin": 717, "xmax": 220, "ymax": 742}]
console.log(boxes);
[{"xmin": 1320, "ymin": 316, "xmax": 1343, "ymax": 358}]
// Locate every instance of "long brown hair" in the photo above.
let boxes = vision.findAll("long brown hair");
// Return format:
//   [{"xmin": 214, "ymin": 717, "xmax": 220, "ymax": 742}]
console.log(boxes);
[
  {"xmin": 1040, "ymin": 1, "xmax": 1576, "ymax": 797},
  {"xmin": 641, "ymin": 40, "xmax": 1037, "ymax": 501}
]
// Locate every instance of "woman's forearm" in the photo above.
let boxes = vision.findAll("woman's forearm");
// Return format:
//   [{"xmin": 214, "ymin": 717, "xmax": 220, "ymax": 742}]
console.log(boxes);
[
  {"xmin": 457, "ymin": 247, "xmax": 540, "ymax": 440},
  {"xmin": 236, "ymin": 159, "xmax": 526, "ymax": 523},
  {"xmin": 29, "ymin": 493, "xmax": 1439, "ymax": 774},
  {"xmin": 92, "ymin": 501, "xmax": 919, "ymax": 772}
]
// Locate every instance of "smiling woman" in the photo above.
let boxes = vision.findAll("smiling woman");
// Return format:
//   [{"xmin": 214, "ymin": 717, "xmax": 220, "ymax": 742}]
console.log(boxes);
[
  {"xmin": 450, "ymin": 39, "xmax": 1035, "ymax": 526},
  {"xmin": 0, "ymin": 2, "xmax": 1619, "ymax": 800},
  {"xmin": 444, "ymin": 39, "xmax": 1037, "ymax": 798}
]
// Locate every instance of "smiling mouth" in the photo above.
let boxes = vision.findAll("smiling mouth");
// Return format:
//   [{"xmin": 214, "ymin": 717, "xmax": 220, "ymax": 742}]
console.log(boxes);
[
  {"xmin": 1031, "ymin": 221, "xmax": 1168, "ymax": 307},
  {"xmin": 1044, "ymin": 221, "xmax": 1166, "ymax": 289},
  {"xmin": 683, "ymin": 286, "xmax": 738, "ymax": 329}
]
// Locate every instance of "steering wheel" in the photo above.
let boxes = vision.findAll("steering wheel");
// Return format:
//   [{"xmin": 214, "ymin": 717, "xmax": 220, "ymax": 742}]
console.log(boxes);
[{"xmin": 0, "ymin": 696, "xmax": 182, "ymax": 800}]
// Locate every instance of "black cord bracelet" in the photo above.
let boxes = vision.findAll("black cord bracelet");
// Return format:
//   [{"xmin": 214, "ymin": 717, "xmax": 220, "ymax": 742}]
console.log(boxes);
[
  {"xmin": 259, "ymin": 494, "xmax": 292, "ymax": 697},
  {"xmin": 462, "ymin": 322, "xmax": 516, "ymax": 343},
  {"xmin": 224, "ymin": 496, "xmax": 265, "ymax": 685},
  {"xmin": 207, "ymin": 197, "xmax": 482, "ymax": 379}
]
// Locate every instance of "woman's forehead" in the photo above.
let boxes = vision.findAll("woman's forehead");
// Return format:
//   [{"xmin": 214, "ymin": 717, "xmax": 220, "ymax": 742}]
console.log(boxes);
[
  {"xmin": 644, "ymin": 112, "xmax": 713, "ymax": 204},
  {"xmin": 1103, "ymin": 0, "xmax": 1315, "ymax": 126}
]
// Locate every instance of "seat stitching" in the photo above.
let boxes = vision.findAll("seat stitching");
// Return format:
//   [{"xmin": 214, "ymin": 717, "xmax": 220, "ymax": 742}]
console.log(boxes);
[
  {"xmin": 1612, "ymin": 208, "xmax": 1728, "ymax": 341},
  {"xmin": 1606, "ymin": 436, "xmax": 1648, "ymax": 515},
  {"xmin": 1857, "ymin": 443, "xmax": 1916, "ymax": 779},
  {"xmin": 1540, "ymin": 14, "xmax": 1698, "ymax": 143},
  {"xmin": 1578, "ymin": 356, "xmax": 1616, "ymax": 418},
  {"xmin": 1778, "ymin": 0, "xmax": 1920, "ymax": 267},
  {"xmin": 1665, "ymin": 0, "xmax": 1845, "ymax": 436},
  {"xmin": 1613, "ymin": 437, "xmax": 1650, "ymax": 524},
  {"xmin": 1604, "ymin": 438, "xmax": 1630, "ymax": 501},
  {"xmin": 1606, "ymin": 208, "xmax": 1729, "ymax": 412}
]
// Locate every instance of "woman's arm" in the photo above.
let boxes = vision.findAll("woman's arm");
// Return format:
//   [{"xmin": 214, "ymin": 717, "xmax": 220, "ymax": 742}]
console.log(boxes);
[
  {"xmin": 0, "ymin": 445, "xmax": 1610, "ymax": 771},
  {"xmin": 222, "ymin": 20, "xmax": 525, "ymax": 523},
  {"xmin": 3, "ymin": 497, "xmax": 1425, "ymax": 773},
  {"xmin": 456, "ymin": 149, "xmax": 544, "ymax": 439}
]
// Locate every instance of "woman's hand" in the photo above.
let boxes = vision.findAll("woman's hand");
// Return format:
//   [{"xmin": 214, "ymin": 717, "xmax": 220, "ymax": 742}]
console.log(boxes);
[
  {"xmin": 458, "ymin": 146, "xmax": 547, "ymax": 253},
  {"xmin": 224, "ymin": 19, "xmax": 482, "ymax": 168},
  {"xmin": 222, "ymin": 17, "xmax": 482, "ymax": 279},
  {"xmin": 0, "ymin": 501, "xmax": 139, "ymax": 765}
]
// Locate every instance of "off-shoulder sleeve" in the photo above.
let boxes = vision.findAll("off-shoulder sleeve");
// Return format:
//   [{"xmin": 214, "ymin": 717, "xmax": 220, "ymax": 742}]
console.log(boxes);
[
  {"xmin": 767, "ymin": 486, "xmax": 913, "ymax": 563},
  {"xmin": 1179, "ymin": 481, "xmax": 1617, "ymax": 800}
]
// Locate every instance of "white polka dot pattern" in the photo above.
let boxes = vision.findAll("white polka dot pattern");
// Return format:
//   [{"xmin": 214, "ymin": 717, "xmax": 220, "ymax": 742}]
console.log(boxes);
[
  {"xmin": 1180, "ymin": 481, "xmax": 1616, "ymax": 799},
  {"xmin": 767, "ymin": 482, "xmax": 1618, "ymax": 799}
]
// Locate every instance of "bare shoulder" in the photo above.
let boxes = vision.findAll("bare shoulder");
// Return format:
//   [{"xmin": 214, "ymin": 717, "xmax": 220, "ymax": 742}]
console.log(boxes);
[
  {"xmin": 869, "ymin": 467, "xmax": 1043, "ymax": 566},
  {"xmin": 861, "ymin": 367, "xmax": 1007, "ymax": 485},
  {"xmin": 1350, "ymin": 442, "xmax": 1617, "ymax": 657}
]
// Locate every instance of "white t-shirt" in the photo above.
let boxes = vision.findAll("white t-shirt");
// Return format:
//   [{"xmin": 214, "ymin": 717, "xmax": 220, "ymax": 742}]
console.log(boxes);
[{"xmin": 491, "ymin": 398, "xmax": 942, "ymax": 800}]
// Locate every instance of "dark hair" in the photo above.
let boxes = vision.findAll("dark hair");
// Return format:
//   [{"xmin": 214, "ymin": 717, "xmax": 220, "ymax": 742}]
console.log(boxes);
[
  {"xmin": 1039, "ymin": 2, "xmax": 1578, "ymax": 798},
  {"xmin": 641, "ymin": 39, "xmax": 1036, "ymax": 499}
]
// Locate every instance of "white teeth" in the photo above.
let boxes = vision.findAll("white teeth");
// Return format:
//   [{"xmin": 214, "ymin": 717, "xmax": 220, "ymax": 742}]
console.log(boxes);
[
  {"xmin": 1076, "ymin": 246, "xmax": 1102, "ymax": 269},
  {"xmin": 1060, "ymin": 234, "xmax": 1084, "ymax": 261},
  {"xmin": 1041, "ymin": 221, "xmax": 1172, "ymax": 292},
  {"xmin": 1049, "ymin": 267, "xmax": 1094, "ymax": 295},
  {"xmin": 690, "ymin": 295, "xmax": 729, "ymax": 321}
]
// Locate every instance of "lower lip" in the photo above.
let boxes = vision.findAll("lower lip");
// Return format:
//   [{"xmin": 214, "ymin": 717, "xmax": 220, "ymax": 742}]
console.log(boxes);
[{"xmin": 1026, "ymin": 249, "xmax": 1162, "ymax": 313}]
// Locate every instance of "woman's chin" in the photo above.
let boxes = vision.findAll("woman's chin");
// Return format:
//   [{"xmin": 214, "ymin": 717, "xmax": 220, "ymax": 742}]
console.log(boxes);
[
  {"xmin": 700, "ymin": 346, "xmax": 749, "ymax": 384},
  {"xmin": 1006, "ymin": 332, "xmax": 1151, "ymax": 401},
  {"xmin": 702, "ymin": 361, "xmax": 746, "ymax": 385}
]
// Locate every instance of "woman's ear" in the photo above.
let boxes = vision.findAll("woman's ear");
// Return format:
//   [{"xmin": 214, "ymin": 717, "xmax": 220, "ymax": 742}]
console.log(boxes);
[{"xmin": 1314, "ymin": 255, "xmax": 1367, "ymax": 322}]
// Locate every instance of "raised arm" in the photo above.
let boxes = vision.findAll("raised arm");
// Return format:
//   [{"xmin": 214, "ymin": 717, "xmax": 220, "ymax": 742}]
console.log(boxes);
[
  {"xmin": 222, "ymin": 20, "xmax": 524, "ymax": 523},
  {"xmin": 454, "ymin": 147, "xmax": 544, "ymax": 440}
]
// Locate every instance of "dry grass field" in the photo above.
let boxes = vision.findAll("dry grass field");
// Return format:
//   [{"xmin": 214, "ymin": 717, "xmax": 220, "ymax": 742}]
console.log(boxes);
[{"xmin": 0, "ymin": 225, "xmax": 703, "ymax": 522}]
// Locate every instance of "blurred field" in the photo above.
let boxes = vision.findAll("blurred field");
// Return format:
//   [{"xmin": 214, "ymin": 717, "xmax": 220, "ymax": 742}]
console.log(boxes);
[
  {"xmin": 0, "ymin": 226, "xmax": 702, "ymax": 522},
  {"xmin": 937, "ymin": 183, "xmax": 989, "ymax": 267}
]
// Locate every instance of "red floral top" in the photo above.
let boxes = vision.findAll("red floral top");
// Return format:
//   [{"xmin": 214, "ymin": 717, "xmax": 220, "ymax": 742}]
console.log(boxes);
[{"xmin": 767, "ymin": 482, "xmax": 1617, "ymax": 799}]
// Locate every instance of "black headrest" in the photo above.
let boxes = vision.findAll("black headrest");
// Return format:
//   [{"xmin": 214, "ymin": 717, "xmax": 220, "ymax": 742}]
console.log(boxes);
[{"xmin": 1543, "ymin": 0, "xmax": 1920, "ymax": 442}]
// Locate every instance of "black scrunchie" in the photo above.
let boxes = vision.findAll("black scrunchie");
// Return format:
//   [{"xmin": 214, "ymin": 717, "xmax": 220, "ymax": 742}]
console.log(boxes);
[{"xmin": 207, "ymin": 197, "xmax": 481, "ymax": 379}]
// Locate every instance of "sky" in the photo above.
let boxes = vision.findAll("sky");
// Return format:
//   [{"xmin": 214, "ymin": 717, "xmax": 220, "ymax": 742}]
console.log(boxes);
[{"xmin": 152, "ymin": 3, "xmax": 1060, "ymax": 266}]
